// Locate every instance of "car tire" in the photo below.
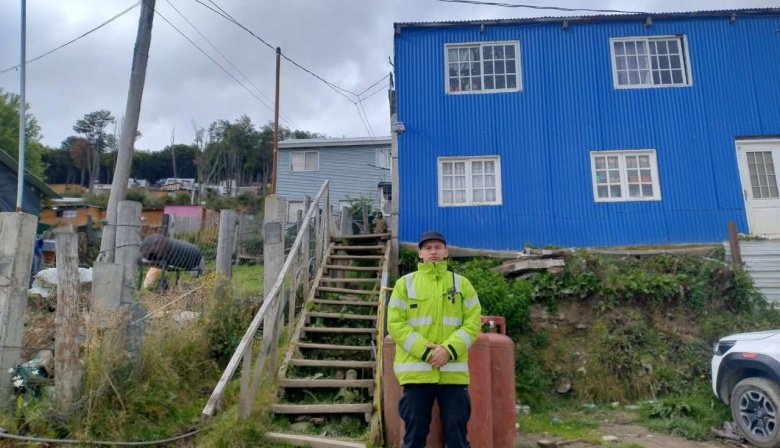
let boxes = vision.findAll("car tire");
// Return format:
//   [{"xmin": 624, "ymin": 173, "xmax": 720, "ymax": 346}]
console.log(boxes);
[{"xmin": 731, "ymin": 377, "xmax": 780, "ymax": 448}]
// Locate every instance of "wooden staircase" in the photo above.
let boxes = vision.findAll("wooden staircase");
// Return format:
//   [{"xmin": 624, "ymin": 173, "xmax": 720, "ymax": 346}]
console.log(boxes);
[{"xmin": 271, "ymin": 233, "xmax": 390, "ymax": 446}]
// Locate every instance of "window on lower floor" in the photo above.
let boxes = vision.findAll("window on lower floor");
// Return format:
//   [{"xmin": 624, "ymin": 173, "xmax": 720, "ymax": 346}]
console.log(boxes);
[
  {"xmin": 290, "ymin": 151, "xmax": 319, "ymax": 172},
  {"xmin": 438, "ymin": 156, "xmax": 502, "ymax": 206},
  {"xmin": 590, "ymin": 150, "xmax": 661, "ymax": 202}
]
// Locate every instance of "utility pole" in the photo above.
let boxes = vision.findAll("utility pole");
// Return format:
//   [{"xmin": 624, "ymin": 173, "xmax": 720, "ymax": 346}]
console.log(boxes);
[
  {"xmin": 99, "ymin": 0, "xmax": 155, "ymax": 262},
  {"xmin": 15, "ymin": 0, "xmax": 27, "ymax": 212},
  {"xmin": 271, "ymin": 47, "xmax": 281, "ymax": 194}
]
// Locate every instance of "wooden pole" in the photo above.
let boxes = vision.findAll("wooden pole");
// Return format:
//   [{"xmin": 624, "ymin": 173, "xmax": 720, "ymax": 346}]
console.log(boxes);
[
  {"xmin": 263, "ymin": 195, "xmax": 286, "ymax": 339},
  {"xmin": 99, "ymin": 0, "xmax": 155, "ymax": 262},
  {"xmin": 54, "ymin": 228, "xmax": 81, "ymax": 411},
  {"xmin": 271, "ymin": 47, "xmax": 281, "ymax": 194},
  {"xmin": 728, "ymin": 220, "xmax": 743, "ymax": 265},
  {"xmin": 0, "ymin": 212, "xmax": 37, "ymax": 407},
  {"xmin": 291, "ymin": 210, "xmax": 303, "ymax": 328},
  {"xmin": 302, "ymin": 195, "xmax": 311, "ymax": 294},
  {"xmin": 362, "ymin": 204, "xmax": 369, "ymax": 235},
  {"xmin": 216, "ymin": 209, "xmax": 236, "ymax": 279}
]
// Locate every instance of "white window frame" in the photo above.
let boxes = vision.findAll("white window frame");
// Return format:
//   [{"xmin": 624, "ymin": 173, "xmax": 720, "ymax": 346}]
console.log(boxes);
[
  {"xmin": 438, "ymin": 156, "xmax": 503, "ymax": 207},
  {"xmin": 590, "ymin": 150, "xmax": 662, "ymax": 202},
  {"xmin": 444, "ymin": 41, "xmax": 522, "ymax": 95},
  {"xmin": 609, "ymin": 35, "xmax": 693, "ymax": 89},
  {"xmin": 376, "ymin": 148, "xmax": 391, "ymax": 170},
  {"xmin": 290, "ymin": 151, "xmax": 319, "ymax": 172}
]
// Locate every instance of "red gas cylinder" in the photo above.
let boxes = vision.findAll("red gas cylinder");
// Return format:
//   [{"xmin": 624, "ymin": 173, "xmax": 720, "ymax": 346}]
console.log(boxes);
[
  {"xmin": 382, "ymin": 335, "xmax": 444, "ymax": 448},
  {"xmin": 482, "ymin": 316, "xmax": 517, "ymax": 448},
  {"xmin": 466, "ymin": 332, "xmax": 494, "ymax": 448}
]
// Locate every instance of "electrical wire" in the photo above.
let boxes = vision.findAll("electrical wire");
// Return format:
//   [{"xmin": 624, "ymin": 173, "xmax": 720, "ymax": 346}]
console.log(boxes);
[
  {"xmin": 426, "ymin": 0, "xmax": 648, "ymax": 14},
  {"xmin": 0, "ymin": 2, "xmax": 141, "ymax": 76},
  {"xmin": 154, "ymin": 9, "xmax": 296, "ymax": 128},
  {"xmin": 163, "ymin": 0, "xmax": 298, "ymax": 128}
]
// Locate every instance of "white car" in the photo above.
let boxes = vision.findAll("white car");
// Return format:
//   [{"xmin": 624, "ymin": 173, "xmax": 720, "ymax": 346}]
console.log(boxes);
[{"xmin": 712, "ymin": 330, "xmax": 780, "ymax": 448}]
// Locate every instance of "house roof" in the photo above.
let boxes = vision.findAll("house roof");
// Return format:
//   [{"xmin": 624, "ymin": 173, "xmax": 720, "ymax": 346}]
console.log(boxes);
[
  {"xmin": 278, "ymin": 136, "xmax": 391, "ymax": 149},
  {"xmin": 0, "ymin": 148, "xmax": 59, "ymax": 198},
  {"xmin": 394, "ymin": 7, "xmax": 780, "ymax": 29}
]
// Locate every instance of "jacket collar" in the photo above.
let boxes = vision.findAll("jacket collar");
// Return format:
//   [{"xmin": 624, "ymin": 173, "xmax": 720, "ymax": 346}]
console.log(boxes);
[{"xmin": 417, "ymin": 260, "xmax": 449, "ymax": 278}]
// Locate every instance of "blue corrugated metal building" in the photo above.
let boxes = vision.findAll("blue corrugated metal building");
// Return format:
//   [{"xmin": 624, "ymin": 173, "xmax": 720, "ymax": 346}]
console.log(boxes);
[{"xmin": 393, "ymin": 8, "xmax": 780, "ymax": 250}]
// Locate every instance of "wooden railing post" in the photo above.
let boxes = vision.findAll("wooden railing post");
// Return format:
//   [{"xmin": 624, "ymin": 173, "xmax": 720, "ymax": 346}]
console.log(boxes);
[
  {"xmin": 55, "ymin": 228, "xmax": 81, "ymax": 411},
  {"xmin": 728, "ymin": 220, "xmax": 743, "ymax": 265},
  {"xmin": 302, "ymin": 195, "xmax": 311, "ymax": 293}
]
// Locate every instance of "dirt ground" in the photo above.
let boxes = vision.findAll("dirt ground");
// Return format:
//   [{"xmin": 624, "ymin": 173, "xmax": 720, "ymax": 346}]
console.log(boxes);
[{"xmin": 516, "ymin": 421, "xmax": 745, "ymax": 448}]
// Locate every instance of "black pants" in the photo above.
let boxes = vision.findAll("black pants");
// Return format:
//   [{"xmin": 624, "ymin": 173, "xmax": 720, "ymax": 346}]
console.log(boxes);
[{"xmin": 399, "ymin": 384, "xmax": 471, "ymax": 448}]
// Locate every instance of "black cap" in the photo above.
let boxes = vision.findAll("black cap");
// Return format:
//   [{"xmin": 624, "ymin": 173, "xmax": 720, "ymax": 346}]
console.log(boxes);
[{"xmin": 418, "ymin": 231, "xmax": 447, "ymax": 249}]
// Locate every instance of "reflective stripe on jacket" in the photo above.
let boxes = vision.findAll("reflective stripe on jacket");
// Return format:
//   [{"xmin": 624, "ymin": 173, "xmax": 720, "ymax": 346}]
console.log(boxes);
[{"xmin": 387, "ymin": 261, "xmax": 482, "ymax": 385}]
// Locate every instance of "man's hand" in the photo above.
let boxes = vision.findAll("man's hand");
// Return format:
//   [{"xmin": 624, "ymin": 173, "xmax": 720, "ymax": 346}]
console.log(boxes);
[{"xmin": 425, "ymin": 343, "xmax": 450, "ymax": 368}]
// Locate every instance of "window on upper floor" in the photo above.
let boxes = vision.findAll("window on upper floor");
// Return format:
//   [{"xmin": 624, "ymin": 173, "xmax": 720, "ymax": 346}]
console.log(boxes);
[
  {"xmin": 610, "ymin": 36, "xmax": 692, "ymax": 89},
  {"xmin": 438, "ymin": 156, "xmax": 502, "ymax": 206},
  {"xmin": 590, "ymin": 150, "xmax": 661, "ymax": 202},
  {"xmin": 290, "ymin": 151, "xmax": 319, "ymax": 172},
  {"xmin": 446, "ymin": 41, "xmax": 522, "ymax": 94}
]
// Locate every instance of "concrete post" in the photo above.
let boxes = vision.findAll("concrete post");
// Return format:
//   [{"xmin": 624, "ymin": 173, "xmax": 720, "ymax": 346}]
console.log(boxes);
[
  {"xmin": 263, "ymin": 194, "xmax": 286, "ymax": 338},
  {"xmin": 216, "ymin": 209, "xmax": 236, "ymax": 279},
  {"xmin": 0, "ymin": 212, "xmax": 37, "ymax": 407},
  {"xmin": 115, "ymin": 201, "xmax": 144, "ymax": 356},
  {"xmin": 54, "ymin": 228, "xmax": 81, "ymax": 411}
]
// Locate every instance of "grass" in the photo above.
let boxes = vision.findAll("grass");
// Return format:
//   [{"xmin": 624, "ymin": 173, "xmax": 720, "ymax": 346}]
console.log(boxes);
[
  {"xmin": 517, "ymin": 409, "xmax": 602, "ymax": 444},
  {"xmin": 232, "ymin": 263, "xmax": 264, "ymax": 299}
]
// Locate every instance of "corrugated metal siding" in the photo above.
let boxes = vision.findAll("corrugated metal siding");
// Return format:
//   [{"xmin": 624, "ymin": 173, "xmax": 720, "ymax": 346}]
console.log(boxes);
[
  {"xmin": 724, "ymin": 240, "xmax": 780, "ymax": 303},
  {"xmin": 276, "ymin": 143, "xmax": 391, "ymax": 213},
  {"xmin": 395, "ymin": 14, "xmax": 780, "ymax": 250}
]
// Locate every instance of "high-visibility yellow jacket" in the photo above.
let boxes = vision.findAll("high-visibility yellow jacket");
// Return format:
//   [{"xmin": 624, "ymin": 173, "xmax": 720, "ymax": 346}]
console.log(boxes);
[{"xmin": 387, "ymin": 261, "xmax": 482, "ymax": 385}]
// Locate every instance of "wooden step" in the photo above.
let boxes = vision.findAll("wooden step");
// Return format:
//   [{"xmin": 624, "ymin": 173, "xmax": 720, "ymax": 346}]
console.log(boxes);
[
  {"xmin": 289, "ymin": 359, "xmax": 376, "ymax": 368},
  {"xmin": 332, "ymin": 245, "xmax": 385, "ymax": 251},
  {"xmin": 278, "ymin": 378, "xmax": 375, "ymax": 388},
  {"xmin": 265, "ymin": 432, "xmax": 367, "ymax": 448},
  {"xmin": 296, "ymin": 342, "xmax": 373, "ymax": 351},
  {"xmin": 271, "ymin": 403, "xmax": 373, "ymax": 414},
  {"xmin": 330, "ymin": 233, "xmax": 390, "ymax": 241},
  {"xmin": 317, "ymin": 286, "xmax": 376, "ymax": 295},
  {"xmin": 307, "ymin": 312, "xmax": 377, "ymax": 321},
  {"xmin": 324, "ymin": 265, "xmax": 381, "ymax": 272},
  {"xmin": 303, "ymin": 327, "xmax": 377, "ymax": 335},
  {"xmin": 329, "ymin": 255, "xmax": 384, "ymax": 260},
  {"xmin": 312, "ymin": 299, "xmax": 379, "ymax": 307},
  {"xmin": 320, "ymin": 277, "xmax": 379, "ymax": 284}
]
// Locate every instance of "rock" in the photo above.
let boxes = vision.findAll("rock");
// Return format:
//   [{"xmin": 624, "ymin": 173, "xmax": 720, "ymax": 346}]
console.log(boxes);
[
  {"xmin": 345, "ymin": 369, "xmax": 358, "ymax": 381},
  {"xmin": 611, "ymin": 401, "xmax": 620, "ymax": 408},
  {"xmin": 311, "ymin": 373, "xmax": 324, "ymax": 380},
  {"xmin": 293, "ymin": 416, "xmax": 308, "ymax": 422},
  {"xmin": 576, "ymin": 324, "xmax": 588, "ymax": 330},
  {"xmin": 556, "ymin": 378, "xmax": 572, "ymax": 394},
  {"xmin": 625, "ymin": 405, "xmax": 640, "ymax": 411},
  {"xmin": 341, "ymin": 415, "xmax": 359, "ymax": 425},
  {"xmin": 551, "ymin": 417, "xmax": 562, "ymax": 425},
  {"xmin": 601, "ymin": 435, "xmax": 619, "ymax": 443},
  {"xmin": 516, "ymin": 404, "xmax": 530, "ymax": 414},
  {"xmin": 577, "ymin": 366, "xmax": 586, "ymax": 375},
  {"xmin": 290, "ymin": 422, "xmax": 309, "ymax": 432},
  {"xmin": 334, "ymin": 370, "xmax": 346, "ymax": 380},
  {"xmin": 309, "ymin": 417, "xmax": 324, "ymax": 425},
  {"xmin": 530, "ymin": 305, "xmax": 550, "ymax": 321},
  {"xmin": 582, "ymin": 403, "xmax": 596, "ymax": 410},
  {"xmin": 555, "ymin": 313, "xmax": 565, "ymax": 321},
  {"xmin": 537, "ymin": 440, "xmax": 557, "ymax": 448}
]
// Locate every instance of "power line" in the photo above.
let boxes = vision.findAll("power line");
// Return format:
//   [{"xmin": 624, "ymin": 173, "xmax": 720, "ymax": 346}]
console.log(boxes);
[
  {"xmin": 427, "ymin": 0, "xmax": 648, "ymax": 14},
  {"xmin": 154, "ymin": 9, "xmax": 296, "ymax": 128},
  {"xmin": 0, "ymin": 2, "xmax": 141, "ymax": 76},
  {"xmin": 357, "ymin": 74, "xmax": 390, "ymax": 97},
  {"xmin": 163, "ymin": 0, "xmax": 298, "ymax": 128},
  {"xmin": 360, "ymin": 83, "xmax": 390, "ymax": 102}
]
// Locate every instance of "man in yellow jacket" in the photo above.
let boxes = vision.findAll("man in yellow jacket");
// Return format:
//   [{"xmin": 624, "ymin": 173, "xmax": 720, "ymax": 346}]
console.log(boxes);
[{"xmin": 388, "ymin": 231, "xmax": 482, "ymax": 448}]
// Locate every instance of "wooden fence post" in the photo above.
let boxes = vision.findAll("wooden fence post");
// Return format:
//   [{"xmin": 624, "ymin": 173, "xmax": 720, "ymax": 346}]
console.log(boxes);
[
  {"xmin": 362, "ymin": 204, "xmax": 369, "ymax": 235},
  {"xmin": 728, "ymin": 221, "xmax": 743, "ymax": 265},
  {"xmin": 0, "ymin": 212, "xmax": 37, "ymax": 407},
  {"xmin": 302, "ymin": 195, "xmax": 311, "ymax": 296},
  {"xmin": 54, "ymin": 228, "xmax": 81, "ymax": 411},
  {"xmin": 216, "ymin": 209, "xmax": 236, "ymax": 279}
]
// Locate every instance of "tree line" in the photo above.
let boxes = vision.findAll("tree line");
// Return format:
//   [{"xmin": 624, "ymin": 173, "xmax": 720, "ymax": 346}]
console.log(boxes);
[{"xmin": 0, "ymin": 88, "xmax": 325, "ymax": 197}]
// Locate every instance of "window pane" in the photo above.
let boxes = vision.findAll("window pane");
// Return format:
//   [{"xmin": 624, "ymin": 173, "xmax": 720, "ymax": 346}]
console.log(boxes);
[
  {"xmin": 305, "ymin": 152, "xmax": 318, "ymax": 170},
  {"xmin": 507, "ymin": 75, "xmax": 517, "ymax": 89},
  {"xmin": 484, "ymin": 77, "xmax": 494, "ymax": 89},
  {"xmin": 471, "ymin": 62, "xmax": 481, "ymax": 76},
  {"xmin": 608, "ymin": 170, "xmax": 620, "ymax": 182},
  {"xmin": 659, "ymin": 55, "xmax": 670, "ymax": 70},
  {"xmin": 616, "ymin": 56, "xmax": 627, "ymax": 71},
  {"xmin": 459, "ymin": 48, "xmax": 469, "ymax": 61},
  {"xmin": 495, "ymin": 61, "xmax": 505, "ymax": 75},
  {"xmin": 656, "ymin": 40, "xmax": 668, "ymax": 54},
  {"xmin": 626, "ymin": 156, "xmax": 637, "ymax": 168},
  {"xmin": 471, "ymin": 78, "xmax": 482, "ymax": 90},
  {"xmin": 660, "ymin": 71, "xmax": 672, "ymax": 84},
  {"xmin": 672, "ymin": 71, "xmax": 684, "ymax": 84},
  {"xmin": 460, "ymin": 63, "xmax": 470, "ymax": 76},
  {"xmin": 629, "ymin": 185, "xmax": 640, "ymax": 197},
  {"xmin": 627, "ymin": 56, "xmax": 638, "ymax": 70},
  {"xmin": 506, "ymin": 60, "xmax": 516, "ymax": 74},
  {"xmin": 670, "ymin": 55, "xmax": 682, "ymax": 69},
  {"xmin": 628, "ymin": 71, "xmax": 640, "ymax": 85},
  {"xmin": 642, "ymin": 184, "xmax": 654, "ymax": 197},
  {"xmin": 610, "ymin": 185, "xmax": 622, "ymax": 197},
  {"xmin": 455, "ymin": 190, "xmax": 466, "ymax": 203},
  {"xmin": 461, "ymin": 78, "xmax": 470, "ymax": 92},
  {"xmin": 291, "ymin": 153, "xmax": 304, "ymax": 171},
  {"xmin": 443, "ymin": 177, "xmax": 453, "ymax": 189},
  {"xmin": 485, "ymin": 175, "xmax": 495, "ymax": 187},
  {"xmin": 668, "ymin": 40, "xmax": 679, "ymax": 53},
  {"xmin": 472, "ymin": 161, "xmax": 483, "ymax": 174},
  {"xmin": 443, "ymin": 191, "xmax": 453, "ymax": 204},
  {"xmin": 454, "ymin": 162, "xmax": 466, "ymax": 175},
  {"xmin": 595, "ymin": 170, "xmax": 606, "ymax": 184},
  {"xmin": 607, "ymin": 157, "xmax": 619, "ymax": 169},
  {"xmin": 484, "ymin": 161, "xmax": 495, "ymax": 173},
  {"xmin": 486, "ymin": 189, "xmax": 497, "ymax": 202},
  {"xmin": 483, "ymin": 46, "xmax": 493, "ymax": 60},
  {"xmin": 625, "ymin": 41, "xmax": 636, "ymax": 55},
  {"xmin": 494, "ymin": 45, "xmax": 504, "ymax": 59},
  {"xmin": 636, "ymin": 41, "xmax": 647, "ymax": 54},
  {"xmin": 595, "ymin": 157, "xmax": 606, "ymax": 170},
  {"xmin": 496, "ymin": 76, "xmax": 506, "ymax": 89},
  {"xmin": 473, "ymin": 176, "xmax": 483, "ymax": 188},
  {"xmin": 640, "ymin": 169, "xmax": 652, "ymax": 182},
  {"xmin": 614, "ymin": 41, "xmax": 625, "ymax": 56},
  {"xmin": 453, "ymin": 176, "xmax": 465, "ymax": 189},
  {"xmin": 505, "ymin": 44, "xmax": 515, "ymax": 58},
  {"xmin": 770, "ymin": 186, "xmax": 779, "ymax": 198},
  {"xmin": 473, "ymin": 189, "xmax": 484, "ymax": 203},
  {"xmin": 449, "ymin": 78, "xmax": 459, "ymax": 92},
  {"xmin": 442, "ymin": 162, "xmax": 453, "ymax": 175},
  {"xmin": 597, "ymin": 186, "xmax": 609, "ymax": 198},
  {"xmin": 617, "ymin": 71, "xmax": 629, "ymax": 85},
  {"xmin": 638, "ymin": 156, "xmax": 650, "ymax": 168},
  {"xmin": 627, "ymin": 169, "xmax": 639, "ymax": 182},
  {"xmin": 470, "ymin": 47, "xmax": 480, "ymax": 61},
  {"xmin": 483, "ymin": 61, "xmax": 494, "ymax": 75}
]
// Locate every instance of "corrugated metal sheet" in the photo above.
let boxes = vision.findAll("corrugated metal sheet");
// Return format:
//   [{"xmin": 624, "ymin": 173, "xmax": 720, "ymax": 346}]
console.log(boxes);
[
  {"xmin": 395, "ymin": 13, "xmax": 780, "ymax": 250},
  {"xmin": 724, "ymin": 240, "xmax": 780, "ymax": 303},
  {"xmin": 277, "ymin": 140, "xmax": 391, "ymax": 214}
]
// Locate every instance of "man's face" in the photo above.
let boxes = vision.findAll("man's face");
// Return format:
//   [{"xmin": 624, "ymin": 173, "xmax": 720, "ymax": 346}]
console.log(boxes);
[{"xmin": 418, "ymin": 240, "xmax": 448, "ymax": 263}]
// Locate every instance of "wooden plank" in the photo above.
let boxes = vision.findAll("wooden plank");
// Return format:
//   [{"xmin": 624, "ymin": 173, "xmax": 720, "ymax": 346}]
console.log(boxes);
[
  {"xmin": 302, "ymin": 327, "xmax": 377, "ymax": 334},
  {"xmin": 296, "ymin": 342, "xmax": 372, "ymax": 351},
  {"xmin": 330, "ymin": 233, "xmax": 391, "ymax": 241},
  {"xmin": 312, "ymin": 299, "xmax": 378, "ymax": 307},
  {"xmin": 307, "ymin": 312, "xmax": 377, "ymax": 321},
  {"xmin": 272, "ymin": 403, "xmax": 373, "ymax": 414},
  {"xmin": 400, "ymin": 241, "xmax": 524, "ymax": 259},
  {"xmin": 289, "ymin": 359, "xmax": 376, "ymax": 368},
  {"xmin": 278, "ymin": 379, "xmax": 375, "ymax": 388},
  {"xmin": 320, "ymin": 278, "xmax": 379, "ymax": 284},
  {"xmin": 324, "ymin": 265, "xmax": 381, "ymax": 272},
  {"xmin": 317, "ymin": 286, "xmax": 376, "ymax": 295},
  {"xmin": 493, "ymin": 258, "xmax": 565, "ymax": 275},
  {"xmin": 333, "ymin": 245, "xmax": 385, "ymax": 251},
  {"xmin": 265, "ymin": 431, "xmax": 366, "ymax": 448},
  {"xmin": 54, "ymin": 229, "xmax": 80, "ymax": 411},
  {"xmin": 329, "ymin": 255, "xmax": 384, "ymax": 260}
]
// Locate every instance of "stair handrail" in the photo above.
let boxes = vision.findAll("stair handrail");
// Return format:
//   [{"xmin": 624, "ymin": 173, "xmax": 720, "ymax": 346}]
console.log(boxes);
[
  {"xmin": 201, "ymin": 180, "xmax": 331, "ymax": 423},
  {"xmin": 370, "ymin": 238, "xmax": 393, "ymax": 446}
]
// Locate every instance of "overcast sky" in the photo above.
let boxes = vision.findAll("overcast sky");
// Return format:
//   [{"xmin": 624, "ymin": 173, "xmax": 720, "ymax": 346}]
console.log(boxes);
[{"xmin": 0, "ymin": 0, "xmax": 776, "ymax": 152}]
